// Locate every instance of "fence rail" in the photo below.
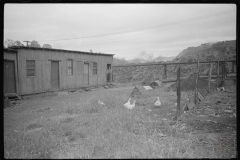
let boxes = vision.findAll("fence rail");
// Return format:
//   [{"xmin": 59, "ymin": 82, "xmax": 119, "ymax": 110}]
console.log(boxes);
[
  {"xmin": 112, "ymin": 59, "xmax": 236, "ymax": 121},
  {"xmin": 112, "ymin": 60, "xmax": 236, "ymax": 68}
]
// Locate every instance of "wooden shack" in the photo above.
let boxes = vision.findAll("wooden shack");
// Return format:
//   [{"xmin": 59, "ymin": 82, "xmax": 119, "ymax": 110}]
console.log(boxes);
[{"xmin": 4, "ymin": 46, "xmax": 114, "ymax": 96}]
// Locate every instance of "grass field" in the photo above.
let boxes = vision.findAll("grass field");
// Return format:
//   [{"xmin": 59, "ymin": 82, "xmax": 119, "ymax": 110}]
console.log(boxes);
[{"xmin": 4, "ymin": 83, "xmax": 236, "ymax": 159}]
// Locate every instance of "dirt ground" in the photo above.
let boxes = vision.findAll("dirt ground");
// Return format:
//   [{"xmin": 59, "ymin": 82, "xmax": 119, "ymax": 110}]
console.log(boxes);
[{"xmin": 4, "ymin": 82, "xmax": 236, "ymax": 158}]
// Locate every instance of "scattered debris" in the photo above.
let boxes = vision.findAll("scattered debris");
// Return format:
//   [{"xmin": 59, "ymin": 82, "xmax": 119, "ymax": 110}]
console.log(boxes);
[
  {"xmin": 206, "ymin": 120, "xmax": 217, "ymax": 123},
  {"xmin": 57, "ymin": 91, "xmax": 69, "ymax": 95},
  {"xmin": 216, "ymin": 87, "xmax": 225, "ymax": 91},
  {"xmin": 143, "ymin": 86, "xmax": 153, "ymax": 90},
  {"xmin": 4, "ymin": 98, "xmax": 11, "ymax": 109},
  {"xmin": 210, "ymin": 113, "xmax": 221, "ymax": 118},
  {"xmin": 84, "ymin": 88, "xmax": 91, "ymax": 91},
  {"xmin": 224, "ymin": 110, "xmax": 233, "ymax": 113}
]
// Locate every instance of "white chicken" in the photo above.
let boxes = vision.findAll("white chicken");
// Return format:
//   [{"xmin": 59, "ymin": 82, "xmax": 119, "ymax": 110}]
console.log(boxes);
[
  {"xmin": 123, "ymin": 98, "xmax": 131, "ymax": 107},
  {"xmin": 154, "ymin": 97, "xmax": 161, "ymax": 106},
  {"xmin": 125, "ymin": 100, "xmax": 136, "ymax": 110},
  {"xmin": 98, "ymin": 100, "xmax": 105, "ymax": 106}
]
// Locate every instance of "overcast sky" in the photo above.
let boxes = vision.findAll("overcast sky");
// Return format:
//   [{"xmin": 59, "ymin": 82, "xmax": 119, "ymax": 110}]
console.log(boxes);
[{"xmin": 4, "ymin": 4, "xmax": 236, "ymax": 60}]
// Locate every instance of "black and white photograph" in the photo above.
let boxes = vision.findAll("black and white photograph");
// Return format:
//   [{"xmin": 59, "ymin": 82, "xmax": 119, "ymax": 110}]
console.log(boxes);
[{"xmin": 4, "ymin": 3, "xmax": 236, "ymax": 159}]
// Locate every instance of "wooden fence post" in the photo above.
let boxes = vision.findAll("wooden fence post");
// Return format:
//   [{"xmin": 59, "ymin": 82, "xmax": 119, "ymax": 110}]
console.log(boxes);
[
  {"xmin": 195, "ymin": 54, "xmax": 200, "ymax": 105},
  {"xmin": 112, "ymin": 69, "xmax": 114, "ymax": 82},
  {"xmin": 174, "ymin": 67, "xmax": 181, "ymax": 121},
  {"xmin": 208, "ymin": 63, "xmax": 213, "ymax": 93},
  {"xmin": 221, "ymin": 62, "xmax": 224, "ymax": 83},
  {"xmin": 164, "ymin": 64, "xmax": 167, "ymax": 79},
  {"xmin": 224, "ymin": 60, "xmax": 227, "ymax": 80},
  {"xmin": 216, "ymin": 60, "xmax": 219, "ymax": 87}
]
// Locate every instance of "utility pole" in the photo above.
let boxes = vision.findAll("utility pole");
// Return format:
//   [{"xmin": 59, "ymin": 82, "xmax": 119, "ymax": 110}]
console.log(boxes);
[{"xmin": 23, "ymin": 41, "xmax": 30, "ymax": 47}]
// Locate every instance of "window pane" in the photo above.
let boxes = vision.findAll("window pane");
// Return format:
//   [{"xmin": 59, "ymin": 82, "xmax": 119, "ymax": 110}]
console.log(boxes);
[
  {"xmin": 67, "ymin": 60, "xmax": 71, "ymax": 67},
  {"xmin": 93, "ymin": 62, "xmax": 97, "ymax": 69},
  {"xmin": 68, "ymin": 68, "xmax": 72, "ymax": 75},
  {"xmin": 93, "ymin": 69, "xmax": 97, "ymax": 75},
  {"xmin": 26, "ymin": 60, "xmax": 35, "ymax": 69},
  {"xmin": 27, "ymin": 69, "xmax": 35, "ymax": 76}
]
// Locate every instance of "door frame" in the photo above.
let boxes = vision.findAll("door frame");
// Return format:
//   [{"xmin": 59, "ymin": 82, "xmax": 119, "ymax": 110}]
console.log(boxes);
[
  {"xmin": 4, "ymin": 59, "xmax": 18, "ymax": 95},
  {"xmin": 50, "ymin": 60, "xmax": 60, "ymax": 90},
  {"xmin": 84, "ymin": 62, "xmax": 90, "ymax": 86}
]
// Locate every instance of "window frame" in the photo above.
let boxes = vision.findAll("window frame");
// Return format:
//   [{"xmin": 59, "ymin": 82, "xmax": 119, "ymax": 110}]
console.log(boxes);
[
  {"xmin": 67, "ymin": 59, "xmax": 73, "ymax": 76},
  {"xmin": 93, "ymin": 62, "xmax": 97, "ymax": 75},
  {"xmin": 26, "ymin": 60, "xmax": 35, "ymax": 77}
]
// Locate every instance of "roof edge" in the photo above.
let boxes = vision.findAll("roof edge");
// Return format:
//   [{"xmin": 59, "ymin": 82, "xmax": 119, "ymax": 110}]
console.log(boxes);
[{"xmin": 9, "ymin": 46, "xmax": 114, "ymax": 56}]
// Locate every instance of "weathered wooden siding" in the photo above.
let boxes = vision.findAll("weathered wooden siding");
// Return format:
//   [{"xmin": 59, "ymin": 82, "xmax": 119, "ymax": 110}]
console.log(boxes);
[
  {"xmin": 17, "ymin": 48, "xmax": 113, "ymax": 95},
  {"xmin": 4, "ymin": 51, "xmax": 18, "ymax": 94}
]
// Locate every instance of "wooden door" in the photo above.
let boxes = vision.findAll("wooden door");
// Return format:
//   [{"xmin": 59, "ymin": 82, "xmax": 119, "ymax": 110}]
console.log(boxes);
[
  {"xmin": 4, "ymin": 61, "xmax": 16, "ymax": 94},
  {"xmin": 51, "ymin": 61, "xmax": 59, "ymax": 89},
  {"xmin": 107, "ymin": 64, "xmax": 111, "ymax": 82},
  {"xmin": 84, "ymin": 63, "xmax": 89, "ymax": 85}
]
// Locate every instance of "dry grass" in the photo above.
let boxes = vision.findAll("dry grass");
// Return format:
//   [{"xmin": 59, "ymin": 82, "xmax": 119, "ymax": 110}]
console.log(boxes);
[{"xmin": 4, "ymin": 84, "xmax": 236, "ymax": 158}]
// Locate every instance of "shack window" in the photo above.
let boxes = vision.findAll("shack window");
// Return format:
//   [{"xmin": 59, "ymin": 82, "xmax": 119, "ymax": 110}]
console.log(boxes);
[
  {"xmin": 67, "ymin": 59, "xmax": 73, "ymax": 75},
  {"xmin": 93, "ymin": 62, "xmax": 97, "ymax": 75},
  {"xmin": 26, "ymin": 60, "xmax": 35, "ymax": 77}
]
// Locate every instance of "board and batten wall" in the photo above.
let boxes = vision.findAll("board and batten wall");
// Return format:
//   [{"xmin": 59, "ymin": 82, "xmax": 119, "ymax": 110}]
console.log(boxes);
[{"xmin": 17, "ymin": 48, "xmax": 113, "ymax": 95}]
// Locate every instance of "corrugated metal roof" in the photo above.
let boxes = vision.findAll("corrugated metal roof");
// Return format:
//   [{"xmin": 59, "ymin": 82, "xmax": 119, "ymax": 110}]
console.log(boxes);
[{"xmin": 9, "ymin": 46, "xmax": 114, "ymax": 56}]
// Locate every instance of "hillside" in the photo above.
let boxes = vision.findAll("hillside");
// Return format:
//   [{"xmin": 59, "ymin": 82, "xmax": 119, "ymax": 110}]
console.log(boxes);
[
  {"xmin": 174, "ymin": 40, "xmax": 236, "ymax": 62},
  {"xmin": 113, "ymin": 40, "xmax": 236, "ymax": 83}
]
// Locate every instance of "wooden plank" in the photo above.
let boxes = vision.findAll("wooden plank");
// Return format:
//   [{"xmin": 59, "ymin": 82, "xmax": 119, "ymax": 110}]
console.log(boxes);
[
  {"xmin": 174, "ymin": 67, "xmax": 181, "ymax": 121},
  {"xmin": 162, "ymin": 79, "xmax": 177, "ymax": 83},
  {"xmin": 195, "ymin": 54, "xmax": 200, "ymax": 105},
  {"xmin": 208, "ymin": 63, "xmax": 213, "ymax": 93},
  {"xmin": 198, "ymin": 91, "xmax": 205, "ymax": 101}
]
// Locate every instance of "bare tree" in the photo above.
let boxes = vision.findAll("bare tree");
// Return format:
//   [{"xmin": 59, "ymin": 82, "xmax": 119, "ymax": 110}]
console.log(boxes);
[
  {"xmin": 4, "ymin": 39, "xmax": 15, "ymax": 48},
  {"xmin": 29, "ymin": 40, "xmax": 41, "ymax": 48},
  {"xmin": 14, "ymin": 40, "xmax": 24, "ymax": 46},
  {"xmin": 42, "ymin": 44, "xmax": 52, "ymax": 49}
]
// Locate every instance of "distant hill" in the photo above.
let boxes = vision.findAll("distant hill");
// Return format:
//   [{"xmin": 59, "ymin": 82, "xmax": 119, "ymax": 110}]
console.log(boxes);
[
  {"xmin": 153, "ymin": 56, "xmax": 175, "ymax": 62},
  {"xmin": 113, "ymin": 40, "xmax": 236, "ymax": 83},
  {"xmin": 113, "ymin": 57, "xmax": 130, "ymax": 66},
  {"xmin": 174, "ymin": 40, "xmax": 236, "ymax": 62}
]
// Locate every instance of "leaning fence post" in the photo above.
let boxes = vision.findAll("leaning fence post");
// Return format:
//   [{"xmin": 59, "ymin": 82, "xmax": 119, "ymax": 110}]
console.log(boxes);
[
  {"xmin": 208, "ymin": 63, "xmax": 213, "ymax": 93},
  {"xmin": 174, "ymin": 67, "xmax": 181, "ymax": 121},
  {"xmin": 217, "ymin": 60, "xmax": 219, "ymax": 87},
  {"xmin": 195, "ymin": 54, "xmax": 200, "ymax": 105}
]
